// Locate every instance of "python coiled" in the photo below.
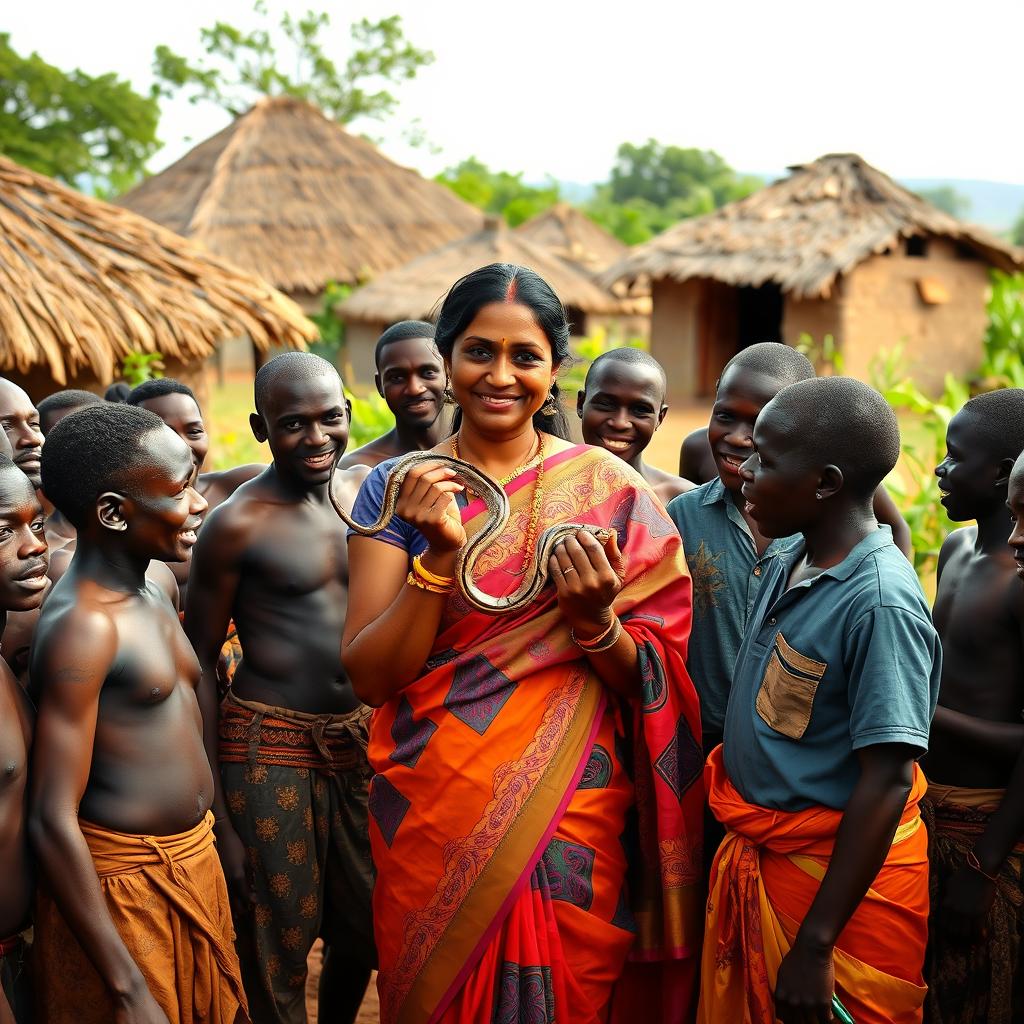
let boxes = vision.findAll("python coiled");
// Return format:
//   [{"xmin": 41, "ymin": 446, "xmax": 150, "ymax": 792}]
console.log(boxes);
[{"xmin": 329, "ymin": 451, "xmax": 613, "ymax": 615}]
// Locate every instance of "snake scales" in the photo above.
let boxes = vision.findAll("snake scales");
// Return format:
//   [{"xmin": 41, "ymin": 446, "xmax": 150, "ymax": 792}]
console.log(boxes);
[{"xmin": 329, "ymin": 451, "xmax": 613, "ymax": 615}]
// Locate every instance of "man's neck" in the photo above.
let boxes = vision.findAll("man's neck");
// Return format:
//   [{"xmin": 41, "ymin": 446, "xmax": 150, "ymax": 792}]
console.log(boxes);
[
  {"xmin": 974, "ymin": 498, "xmax": 1013, "ymax": 555},
  {"xmin": 395, "ymin": 417, "xmax": 445, "ymax": 455},
  {"xmin": 72, "ymin": 538, "xmax": 150, "ymax": 593},
  {"xmin": 266, "ymin": 462, "xmax": 329, "ymax": 505},
  {"xmin": 801, "ymin": 504, "xmax": 877, "ymax": 571}
]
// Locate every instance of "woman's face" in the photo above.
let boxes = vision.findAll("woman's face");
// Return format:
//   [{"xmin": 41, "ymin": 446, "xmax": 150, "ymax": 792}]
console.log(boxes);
[{"xmin": 448, "ymin": 302, "xmax": 557, "ymax": 437}]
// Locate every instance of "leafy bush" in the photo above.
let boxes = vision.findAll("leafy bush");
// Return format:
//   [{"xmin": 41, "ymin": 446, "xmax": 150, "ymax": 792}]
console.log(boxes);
[
  {"xmin": 347, "ymin": 390, "xmax": 394, "ymax": 449},
  {"xmin": 977, "ymin": 271, "xmax": 1024, "ymax": 389},
  {"xmin": 558, "ymin": 327, "xmax": 647, "ymax": 398},
  {"xmin": 120, "ymin": 351, "xmax": 165, "ymax": 386}
]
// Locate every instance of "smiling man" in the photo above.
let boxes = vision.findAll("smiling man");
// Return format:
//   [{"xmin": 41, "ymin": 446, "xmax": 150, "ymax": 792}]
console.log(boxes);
[
  {"xmin": 338, "ymin": 321, "xmax": 448, "ymax": 470},
  {"xmin": 0, "ymin": 382, "xmax": 43, "ymax": 492},
  {"xmin": 29, "ymin": 402, "xmax": 247, "ymax": 1024},
  {"xmin": 185, "ymin": 352, "xmax": 374, "ymax": 1024},
  {"xmin": 576, "ymin": 346, "xmax": 694, "ymax": 505}
]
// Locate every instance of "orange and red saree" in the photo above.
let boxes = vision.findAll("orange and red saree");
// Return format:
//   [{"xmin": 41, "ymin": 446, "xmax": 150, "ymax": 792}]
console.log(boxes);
[
  {"xmin": 698, "ymin": 747, "xmax": 929, "ymax": 1024},
  {"xmin": 367, "ymin": 446, "xmax": 702, "ymax": 1024}
]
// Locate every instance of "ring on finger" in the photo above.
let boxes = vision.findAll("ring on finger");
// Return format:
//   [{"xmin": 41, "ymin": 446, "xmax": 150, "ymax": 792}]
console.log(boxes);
[{"xmin": 561, "ymin": 565, "xmax": 577, "ymax": 574}]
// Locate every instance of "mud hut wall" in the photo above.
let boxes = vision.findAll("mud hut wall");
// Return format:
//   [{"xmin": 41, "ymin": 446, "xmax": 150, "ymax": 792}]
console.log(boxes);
[
  {"xmin": 781, "ymin": 290, "xmax": 843, "ymax": 358},
  {"xmin": 839, "ymin": 246, "xmax": 991, "ymax": 393},
  {"xmin": 345, "ymin": 321, "xmax": 386, "ymax": 388},
  {"xmin": 649, "ymin": 278, "xmax": 703, "ymax": 402},
  {"xmin": 586, "ymin": 313, "xmax": 651, "ymax": 344}
]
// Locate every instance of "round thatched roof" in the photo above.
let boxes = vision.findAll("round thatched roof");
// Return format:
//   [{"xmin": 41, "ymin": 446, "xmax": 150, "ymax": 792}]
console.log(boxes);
[
  {"xmin": 337, "ymin": 216, "xmax": 637, "ymax": 325},
  {"xmin": 0, "ymin": 155, "xmax": 315, "ymax": 385},
  {"xmin": 117, "ymin": 96, "xmax": 484, "ymax": 294},
  {"xmin": 514, "ymin": 203, "xmax": 628, "ymax": 273},
  {"xmin": 603, "ymin": 153, "xmax": 1022, "ymax": 300}
]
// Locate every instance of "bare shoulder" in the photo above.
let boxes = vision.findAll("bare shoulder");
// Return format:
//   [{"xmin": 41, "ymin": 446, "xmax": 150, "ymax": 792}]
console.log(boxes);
[
  {"xmin": 938, "ymin": 526, "xmax": 974, "ymax": 563},
  {"xmin": 331, "ymin": 464, "xmax": 372, "ymax": 514},
  {"xmin": 34, "ymin": 597, "xmax": 117, "ymax": 686},
  {"xmin": 145, "ymin": 560, "xmax": 180, "ymax": 610},
  {"xmin": 338, "ymin": 440, "xmax": 390, "ymax": 470}
]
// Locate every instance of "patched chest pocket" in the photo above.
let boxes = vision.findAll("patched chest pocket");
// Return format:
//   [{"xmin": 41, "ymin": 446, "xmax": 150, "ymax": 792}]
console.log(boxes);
[{"xmin": 755, "ymin": 632, "xmax": 827, "ymax": 740}]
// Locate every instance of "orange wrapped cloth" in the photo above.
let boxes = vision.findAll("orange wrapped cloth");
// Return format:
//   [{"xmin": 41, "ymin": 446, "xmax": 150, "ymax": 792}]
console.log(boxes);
[
  {"xmin": 364, "ymin": 447, "xmax": 703, "ymax": 1024},
  {"xmin": 698, "ymin": 746, "xmax": 929, "ymax": 1024},
  {"xmin": 34, "ymin": 810, "xmax": 249, "ymax": 1024}
]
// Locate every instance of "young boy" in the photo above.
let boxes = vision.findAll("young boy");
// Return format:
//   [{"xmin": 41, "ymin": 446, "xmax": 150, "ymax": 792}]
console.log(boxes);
[
  {"xmin": 667, "ymin": 343, "xmax": 815, "ymax": 755},
  {"xmin": 0, "ymin": 457, "xmax": 48, "ymax": 1024},
  {"xmin": 127, "ymin": 379, "xmax": 263, "ymax": 609},
  {"xmin": 36, "ymin": 389, "xmax": 102, "ymax": 438},
  {"xmin": 338, "ymin": 321, "xmax": 448, "ymax": 469},
  {"xmin": 699, "ymin": 376, "xmax": 940, "ymax": 1024},
  {"xmin": 576, "ymin": 347, "xmax": 695, "ymax": 505},
  {"xmin": 29, "ymin": 403, "xmax": 247, "ymax": 1024},
  {"xmin": 186, "ymin": 353, "xmax": 373, "ymax": 1024},
  {"xmin": 923, "ymin": 389, "xmax": 1024, "ymax": 1024}
]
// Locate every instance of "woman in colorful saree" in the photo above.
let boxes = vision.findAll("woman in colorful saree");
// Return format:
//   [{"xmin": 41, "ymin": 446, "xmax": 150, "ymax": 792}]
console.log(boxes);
[{"xmin": 342, "ymin": 264, "xmax": 703, "ymax": 1024}]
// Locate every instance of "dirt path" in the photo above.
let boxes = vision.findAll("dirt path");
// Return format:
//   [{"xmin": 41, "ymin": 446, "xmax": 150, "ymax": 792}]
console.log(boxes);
[{"xmin": 304, "ymin": 941, "xmax": 380, "ymax": 1023}]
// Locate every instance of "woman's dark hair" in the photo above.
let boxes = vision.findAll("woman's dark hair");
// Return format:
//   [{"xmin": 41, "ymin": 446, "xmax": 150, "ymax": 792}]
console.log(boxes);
[{"xmin": 434, "ymin": 264, "xmax": 572, "ymax": 440}]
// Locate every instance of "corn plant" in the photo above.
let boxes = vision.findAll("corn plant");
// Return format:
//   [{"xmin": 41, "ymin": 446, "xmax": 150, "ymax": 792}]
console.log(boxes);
[{"xmin": 558, "ymin": 326, "xmax": 647, "ymax": 398}]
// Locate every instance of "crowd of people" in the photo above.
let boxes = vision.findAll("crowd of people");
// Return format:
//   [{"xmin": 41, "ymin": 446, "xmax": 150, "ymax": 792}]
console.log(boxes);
[{"xmin": 0, "ymin": 260, "xmax": 1018, "ymax": 1024}]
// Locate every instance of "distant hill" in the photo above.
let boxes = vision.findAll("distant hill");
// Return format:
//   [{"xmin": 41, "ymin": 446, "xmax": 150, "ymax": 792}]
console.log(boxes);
[{"xmin": 551, "ymin": 176, "xmax": 1024, "ymax": 236}]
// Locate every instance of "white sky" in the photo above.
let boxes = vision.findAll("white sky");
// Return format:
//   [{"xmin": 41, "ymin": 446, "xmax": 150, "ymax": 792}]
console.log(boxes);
[{"xmin": 6, "ymin": 0, "xmax": 1024, "ymax": 186}]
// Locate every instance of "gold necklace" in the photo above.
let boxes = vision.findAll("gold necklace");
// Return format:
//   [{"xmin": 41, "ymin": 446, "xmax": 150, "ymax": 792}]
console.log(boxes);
[
  {"xmin": 451, "ymin": 432, "xmax": 547, "ymax": 574},
  {"xmin": 450, "ymin": 432, "xmax": 542, "ymax": 485}
]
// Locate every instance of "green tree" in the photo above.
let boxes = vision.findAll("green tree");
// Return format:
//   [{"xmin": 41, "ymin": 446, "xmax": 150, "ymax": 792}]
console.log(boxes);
[
  {"xmin": 916, "ymin": 185, "xmax": 971, "ymax": 219},
  {"xmin": 434, "ymin": 158, "xmax": 560, "ymax": 227},
  {"xmin": 0, "ymin": 33, "xmax": 160, "ymax": 194},
  {"xmin": 152, "ymin": 2, "xmax": 433, "ymax": 125},
  {"xmin": 1011, "ymin": 207, "xmax": 1024, "ymax": 247}
]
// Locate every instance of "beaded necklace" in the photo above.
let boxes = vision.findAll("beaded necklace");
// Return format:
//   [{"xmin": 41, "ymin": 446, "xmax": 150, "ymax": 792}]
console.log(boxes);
[{"xmin": 451, "ymin": 432, "xmax": 546, "ymax": 575}]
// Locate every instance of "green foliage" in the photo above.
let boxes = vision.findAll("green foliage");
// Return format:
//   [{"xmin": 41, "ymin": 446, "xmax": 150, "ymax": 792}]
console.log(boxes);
[
  {"xmin": 120, "ymin": 352, "xmax": 165, "ymax": 387},
  {"xmin": 558, "ymin": 327, "xmax": 647, "ymax": 398},
  {"xmin": 916, "ymin": 185, "xmax": 971, "ymax": 219},
  {"xmin": 1012, "ymin": 208, "xmax": 1024, "ymax": 248},
  {"xmin": 795, "ymin": 332, "xmax": 845, "ymax": 375},
  {"xmin": 870, "ymin": 346, "xmax": 967, "ymax": 582},
  {"xmin": 153, "ymin": 2, "xmax": 433, "ymax": 125},
  {"xmin": 978, "ymin": 271, "xmax": 1024, "ymax": 388},
  {"xmin": 586, "ymin": 140, "xmax": 761, "ymax": 244},
  {"xmin": 0, "ymin": 33, "xmax": 161, "ymax": 194},
  {"xmin": 434, "ymin": 158, "xmax": 560, "ymax": 226},
  {"xmin": 347, "ymin": 390, "xmax": 394, "ymax": 449},
  {"xmin": 307, "ymin": 281, "xmax": 350, "ymax": 365}
]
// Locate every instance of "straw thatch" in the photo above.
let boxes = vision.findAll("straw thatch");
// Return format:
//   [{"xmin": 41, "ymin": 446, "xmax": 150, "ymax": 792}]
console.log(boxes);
[
  {"xmin": 0, "ymin": 155, "xmax": 315, "ymax": 385},
  {"xmin": 603, "ymin": 153, "xmax": 1022, "ymax": 301},
  {"xmin": 337, "ymin": 216, "xmax": 635, "ymax": 324},
  {"xmin": 515, "ymin": 203, "xmax": 628, "ymax": 273},
  {"xmin": 117, "ymin": 96, "xmax": 484, "ymax": 294}
]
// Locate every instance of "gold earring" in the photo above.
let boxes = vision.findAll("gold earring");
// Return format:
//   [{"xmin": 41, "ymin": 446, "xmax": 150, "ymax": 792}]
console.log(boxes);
[
  {"xmin": 541, "ymin": 393, "xmax": 558, "ymax": 416},
  {"xmin": 443, "ymin": 384, "xmax": 455, "ymax": 405}
]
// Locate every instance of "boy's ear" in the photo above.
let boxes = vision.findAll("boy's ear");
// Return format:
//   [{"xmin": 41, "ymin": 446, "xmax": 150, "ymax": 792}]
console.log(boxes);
[
  {"xmin": 657, "ymin": 403, "xmax": 669, "ymax": 429},
  {"xmin": 97, "ymin": 491, "xmax": 129, "ymax": 532},
  {"xmin": 374, "ymin": 372, "xmax": 384, "ymax": 400},
  {"xmin": 575, "ymin": 390, "xmax": 585, "ymax": 418},
  {"xmin": 817, "ymin": 464, "xmax": 844, "ymax": 501},
  {"xmin": 995, "ymin": 456, "xmax": 1015, "ymax": 490},
  {"xmin": 250, "ymin": 412, "xmax": 268, "ymax": 444}
]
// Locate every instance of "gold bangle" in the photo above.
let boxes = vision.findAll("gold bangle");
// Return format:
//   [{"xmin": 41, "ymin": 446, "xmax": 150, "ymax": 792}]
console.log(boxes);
[
  {"xmin": 412, "ymin": 553, "xmax": 455, "ymax": 588},
  {"xmin": 571, "ymin": 618, "xmax": 622, "ymax": 653},
  {"xmin": 406, "ymin": 571, "xmax": 452, "ymax": 595}
]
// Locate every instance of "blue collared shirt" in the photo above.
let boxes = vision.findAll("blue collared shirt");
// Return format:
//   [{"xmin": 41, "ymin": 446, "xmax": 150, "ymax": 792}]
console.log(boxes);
[
  {"xmin": 723, "ymin": 528, "xmax": 941, "ymax": 811},
  {"xmin": 667, "ymin": 478, "xmax": 802, "ymax": 735}
]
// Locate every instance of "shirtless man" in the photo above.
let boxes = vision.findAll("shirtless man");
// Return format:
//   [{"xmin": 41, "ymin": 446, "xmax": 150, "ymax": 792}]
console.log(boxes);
[
  {"xmin": 337, "ymin": 320, "xmax": 448, "ymax": 470},
  {"xmin": 28, "ymin": 403, "xmax": 247, "ymax": 1024},
  {"xmin": 0, "ymin": 457, "xmax": 49, "ymax": 1023},
  {"xmin": 127, "ymin": 379, "xmax": 263, "ymax": 608},
  {"xmin": 576, "ymin": 347, "xmax": 694, "ymax": 505},
  {"xmin": 186, "ymin": 353, "xmax": 373, "ymax": 1024},
  {"xmin": 0, "ymin": 381, "xmax": 48, "ymax": 681},
  {"xmin": 924, "ymin": 388, "xmax": 1024, "ymax": 1023}
]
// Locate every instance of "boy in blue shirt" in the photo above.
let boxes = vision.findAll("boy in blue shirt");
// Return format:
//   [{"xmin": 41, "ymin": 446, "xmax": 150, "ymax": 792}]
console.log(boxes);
[{"xmin": 698, "ymin": 377, "xmax": 940, "ymax": 1024}]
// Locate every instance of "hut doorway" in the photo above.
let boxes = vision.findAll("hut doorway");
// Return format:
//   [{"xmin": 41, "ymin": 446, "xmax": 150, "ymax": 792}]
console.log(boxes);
[{"xmin": 696, "ymin": 281, "xmax": 783, "ymax": 395}]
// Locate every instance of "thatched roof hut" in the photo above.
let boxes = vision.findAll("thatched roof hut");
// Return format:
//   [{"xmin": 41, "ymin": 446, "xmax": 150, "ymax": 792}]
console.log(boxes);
[
  {"xmin": 0, "ymin": 154, "xmax": 315, "ymax": 400},
  {"xmin": 515, "ymin": 203, "xmax": 628, "ymax": 274},
  {"xmin": 117, "ymin": 96, "xmax": 483, "ymax": 304},
  {"xmin": 336, "ymin": 216, "xmax": 639, "ymax": 380},
  {"xmin": 602, "ymin": 153, "xmax": 1022, "ymax": 398}
]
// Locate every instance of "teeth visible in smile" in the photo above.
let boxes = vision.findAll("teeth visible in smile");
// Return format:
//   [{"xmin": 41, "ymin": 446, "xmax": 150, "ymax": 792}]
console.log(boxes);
[
  {"xmin": 723, "ymin": 455, "xmax": 744, "ymax": 467},
  {"xmin": 304, "ymin": 452, "xmax": 333, "ymax": 464},
  {"xmin": 603, "ymin": 439, "xmax": 631, "ymax": 450},
  {"xmin": 479, "ymin": 396, "xmax": 515, "ymax": 406}
]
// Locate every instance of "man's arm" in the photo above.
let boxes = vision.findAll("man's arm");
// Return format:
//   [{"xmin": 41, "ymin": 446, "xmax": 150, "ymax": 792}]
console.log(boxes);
[
  {"xmin": 181, "ymin": 504, "xmax": 250, "ymax": 913},
  {"xmin": 28, "ymin": 609, "xmax": 169, "ymax": 1024},
  {"xmin": 773, "ymin": 743, "xmax": 916, "ymax": 1024},
  {"xmin": 873, "ymin": 484, "xmax": 912, "ymax": 558}
]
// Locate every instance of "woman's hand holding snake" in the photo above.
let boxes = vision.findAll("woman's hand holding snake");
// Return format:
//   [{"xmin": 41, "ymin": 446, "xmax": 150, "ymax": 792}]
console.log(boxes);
[
  {"xmin": 394, "ymin": 462, "xmax": 467, "ymax": 555},
  {"xmin": 549, "ymin": 530, "xmax": 625, "ymax": 639}
]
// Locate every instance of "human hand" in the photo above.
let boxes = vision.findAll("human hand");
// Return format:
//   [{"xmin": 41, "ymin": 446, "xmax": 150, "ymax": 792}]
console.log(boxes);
[
  {"xmin": 113, "ymin": 980, "xmax": 172, "ymax": 1024},
  {"xmin": 395, "ymin": 463, "xmax": 467, "ymax": 554},
  {"xmin": 773, "ymin": 938, "xmax": 835, "ymax": 1023},
  {"xmin": 214, "ymin": 819, "xmax": 255, "ymax": 920},
  {"xmin": 549, "ymin": 530, "xmax": 624, "ymax": 638},
  {"xmin": 942, "ymin": 863, "xmax": 996, "ymax": 940}
]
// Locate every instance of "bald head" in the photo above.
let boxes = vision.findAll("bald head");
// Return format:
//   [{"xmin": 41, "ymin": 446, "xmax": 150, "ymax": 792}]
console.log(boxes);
[
  {"xmin": 0, "ymin": 378, "xmax": 43, "ymax": 487},
  {"xmin": 720, "ymin": 342, "xmax": 815, "ymax": 391},
  {"xmin": 584, "ymin": 347, "xmax": 667, "ymax": 398},
  {"xmin": 254, "ymin": 352, "xmax": 342, "ymax": 417},
  {"xmin": 762, "ymin": 376, "xmax": 900, "ymax": 497}
]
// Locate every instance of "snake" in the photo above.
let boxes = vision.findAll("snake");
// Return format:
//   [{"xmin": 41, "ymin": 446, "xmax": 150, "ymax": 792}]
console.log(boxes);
[{"xmin": 329, "ymin": 451, "xmax": 614, "ymax": 615}]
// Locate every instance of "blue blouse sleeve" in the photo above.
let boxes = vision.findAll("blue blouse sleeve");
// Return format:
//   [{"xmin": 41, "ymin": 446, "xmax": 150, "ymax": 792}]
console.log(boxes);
[{"xmin": 348, "ymin": 459, "xmax": 428, "ymax": 556}]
